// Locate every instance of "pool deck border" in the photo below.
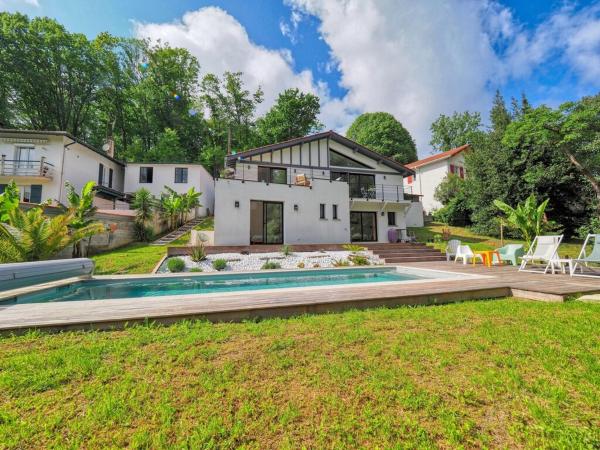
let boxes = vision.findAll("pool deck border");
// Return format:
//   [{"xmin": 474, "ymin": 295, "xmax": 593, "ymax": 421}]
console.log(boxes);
[{"xmin": 1, "ymin": 262, "xmax": 599, "ymax": 334}]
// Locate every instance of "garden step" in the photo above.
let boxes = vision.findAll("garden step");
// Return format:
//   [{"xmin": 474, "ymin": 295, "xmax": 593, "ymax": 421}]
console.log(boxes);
[
  {"xmin": 150, "ymin": 218, "xmax": 206, "ymax": 246},
  {"xmin": 375, "ymin": 252, "xmax": 444, "ymax": 258}
]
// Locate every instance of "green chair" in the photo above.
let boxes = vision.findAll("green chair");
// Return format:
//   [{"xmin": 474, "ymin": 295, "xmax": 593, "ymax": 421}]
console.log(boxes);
[{"xmin": 493, "ymin": 244, "xmax": 525, "ymax": 266}]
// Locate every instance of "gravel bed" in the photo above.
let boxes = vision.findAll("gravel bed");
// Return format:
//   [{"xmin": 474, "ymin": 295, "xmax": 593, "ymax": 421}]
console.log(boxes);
[{"xmin": 157, "ymin": 251, "xmax": 382, "ymax": 273}]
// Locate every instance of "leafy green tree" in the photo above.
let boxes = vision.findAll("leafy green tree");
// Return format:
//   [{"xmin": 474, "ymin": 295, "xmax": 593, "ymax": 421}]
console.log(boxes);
[
  {"xmin": 255, "ymin": 88, "xmax": 323, "ymax": 144},
  {"xmin": 0, "ymin": 207, "xmax": 102, "ymax": 262},
  {"xmin": 429, "ymin": 111, "xmax": 484, "ymax": 152},
  {"xmin": 433, "ymin": 174, "xmax": 470, "ymax": 226},
  {"xmin": 200, "ymin": 72, "xmax": 263, "ymax": 155},
  {"xmin": 494, "ymin": 195, "xmax": 550, "ymax": 247},
  {"xmin": 0, "ymin": 181, "xmax": 20, "ymax": 223},
  {"xmin": 346, "ymin": 112, "xmax": 417, "ymax": 164},
  {"xmin": 62, "ymin": 181, "xmax": 104, "ymax": 257}
]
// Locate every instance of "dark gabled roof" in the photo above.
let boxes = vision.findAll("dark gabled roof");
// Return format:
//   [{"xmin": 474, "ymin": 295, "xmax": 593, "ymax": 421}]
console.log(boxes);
[
  {"xmin": 227, "ymin": 130, "xmax": 414, "ymax": 176},
  {"xmin": 0, "ymin": 129, "xmax": 125, "ymax": 166}
]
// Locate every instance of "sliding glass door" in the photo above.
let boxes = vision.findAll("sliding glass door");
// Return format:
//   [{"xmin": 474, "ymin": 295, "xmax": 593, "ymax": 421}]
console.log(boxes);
[
  {"xmin": 250, "ymin": 201, "xmax": 284, "ymax": 244},
  {"xmin": 350, "ymin": 212, "xmax": 378, "ymax": 242}
]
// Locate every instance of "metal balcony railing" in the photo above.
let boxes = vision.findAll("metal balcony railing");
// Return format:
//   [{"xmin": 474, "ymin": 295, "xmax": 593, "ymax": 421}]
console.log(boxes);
[
  {"xmin": 218, "ymin": 165, "xmax": 414, "ymax": 202},
  {"xmin": 0, "ymin": 157, "xmax": 54, "ymax": 179}
]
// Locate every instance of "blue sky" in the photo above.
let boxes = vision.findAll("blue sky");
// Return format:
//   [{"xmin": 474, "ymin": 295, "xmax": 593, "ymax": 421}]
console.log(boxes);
[{"xmin": 2, "ymin": 0, "xmax": 600, "ymax": 155}]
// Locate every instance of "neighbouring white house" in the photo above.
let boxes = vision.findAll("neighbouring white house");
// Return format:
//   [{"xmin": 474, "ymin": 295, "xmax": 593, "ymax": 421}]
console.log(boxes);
[
  {"xmin": 404, "ymin": 144, "xmax": 469, "ymax": 215},
  {"xmin": 0, "ymin": 129, "xmax": 126, "ymax": 208},
  {"xmin": 0, "ymin": 129, "xmax": 215, "ymax": 218},
  {"xmin": 214, "ymin": 130, "xmax": 416, "ymax": 246},
  {"xmin": 124, "ymin": 163, "xmax": 215, "ymax": 217}
]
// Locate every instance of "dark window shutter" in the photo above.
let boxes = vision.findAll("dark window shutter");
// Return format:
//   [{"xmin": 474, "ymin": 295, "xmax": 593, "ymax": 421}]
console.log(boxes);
[
  {"xmin": 109, "ymin": 168, "xmax": 113, "ymax": 188},
  {"xmin": 30, "ymin": 185, "xmax": 42, "ymax": 203},
  {"xmin": 0, "ymin": 184, "xmax": 5, "ymax": 194},
  {"xmin": 98, "ymin": 163, "xmax": 104, "ymax": 184}
]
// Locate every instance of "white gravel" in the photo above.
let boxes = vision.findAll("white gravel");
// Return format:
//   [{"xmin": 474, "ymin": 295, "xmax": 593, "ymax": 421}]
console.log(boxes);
[{"xmin": 158, "ymin": 250, "xmax": 382, "ymax": 273}]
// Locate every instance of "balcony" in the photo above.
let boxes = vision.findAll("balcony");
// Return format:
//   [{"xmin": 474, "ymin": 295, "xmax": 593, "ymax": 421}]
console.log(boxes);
[
  {"xmin": 0, "ymin": 157, "xmax": 54, "ymax": 183},
  {"xmin": 349, "ymin": 184, "xmax": 409, "ymax": 203}
]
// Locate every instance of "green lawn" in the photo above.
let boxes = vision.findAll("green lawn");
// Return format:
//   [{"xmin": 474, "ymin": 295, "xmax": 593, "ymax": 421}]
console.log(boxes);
[
  {"xmin": 91, "ymin": 217, "xmax": 214, "ymax": 275},
  {"xmin": 0, "ymin": 299, "xmax": 598, "ymax": 448},
  {"xmin": 411, "ymin": 222, "xmax": 584, "ymax": 258}
]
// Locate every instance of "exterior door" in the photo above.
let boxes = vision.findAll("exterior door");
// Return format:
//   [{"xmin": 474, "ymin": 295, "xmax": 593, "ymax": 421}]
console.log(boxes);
[
  {"xmin": 250, "ymin": 201, "xmax": 284, "ymax": 244},
  {"xmin": 350, "ymin": 212, "xmax": 378, "ymax": 242}
]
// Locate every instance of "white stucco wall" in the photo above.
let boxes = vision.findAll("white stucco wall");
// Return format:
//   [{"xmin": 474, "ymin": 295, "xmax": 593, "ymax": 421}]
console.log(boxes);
[
  {"xmin": 0, "ymin": 132, "xmax": 124, "ymax": 205},
  {"xmin": 214, "ymin": 178, "xmax": 351, "ymax": 245},
  {"xmin": 404, "ymin": 153, "xmax": 465, "ymax": 214},
  {"xmin": 405, "ymin": 202, "xmax": 425, "ymax": 227},
  {"xmin": 124, "ymin": 163, "xmax": 214, "ymax": 216}
]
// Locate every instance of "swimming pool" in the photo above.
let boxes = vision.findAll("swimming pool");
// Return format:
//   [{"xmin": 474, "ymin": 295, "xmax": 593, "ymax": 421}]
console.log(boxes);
[{"xmin": 1, "ymin": 267, "xmax": 441, "ymax": 305}]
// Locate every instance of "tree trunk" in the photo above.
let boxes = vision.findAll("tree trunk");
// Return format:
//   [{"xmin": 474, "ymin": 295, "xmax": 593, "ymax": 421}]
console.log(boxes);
[
  {"xmin": 559, "ymin": 146, "xmax": 600, "ymax": 217},
  {"xmin": 227, "ymin": 126, "xmax": 232, "ymax": 155}
]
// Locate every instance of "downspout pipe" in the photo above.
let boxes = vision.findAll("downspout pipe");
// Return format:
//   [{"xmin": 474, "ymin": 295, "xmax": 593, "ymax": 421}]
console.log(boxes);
[{"xmin": 58, "ymin": 138, "xmax": 77, "ymax": 203}]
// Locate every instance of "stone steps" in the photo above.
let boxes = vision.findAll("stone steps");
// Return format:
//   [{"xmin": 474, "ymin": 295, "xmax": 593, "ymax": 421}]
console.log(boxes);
[
  {"xmin": 365, "ymin": 243, "xmax": 446, "ymax": 263},
  {"xmin": 151, "ymin": 218, "xmax": 206, "ymax": 246}
]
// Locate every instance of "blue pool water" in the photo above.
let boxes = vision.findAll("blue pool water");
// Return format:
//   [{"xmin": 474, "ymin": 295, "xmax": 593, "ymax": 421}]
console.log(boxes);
[{"xmin": 2, "ymin": 267, "xmax": 433, "ymax": 305}]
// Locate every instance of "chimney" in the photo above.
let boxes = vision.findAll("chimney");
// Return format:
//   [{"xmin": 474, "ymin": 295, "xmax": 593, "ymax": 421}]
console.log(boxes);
[{"xmin": 104, "ymin": 138, "xmax": 115, "ymax": 158}]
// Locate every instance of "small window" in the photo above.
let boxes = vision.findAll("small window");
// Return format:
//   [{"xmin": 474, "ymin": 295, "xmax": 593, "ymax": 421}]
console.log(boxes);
[
  {"xmin": 387, "ymin": 211, "xmax": 396, "ymax": 226},
  {"xmin": 139, "ymin": 167, "xmax": 153, "ymax": 183},
  {"xmin": 98, "ymin": 163, "xmax": 104, "ymax": 185},
  {"xmin": 175, "ymin": 167, "xmax": 188, "ymax": 183},
  {"xmin": 320, "ymin": 204, "xmax": 326, "ymax": 219},
  {"xmin": 332, "ymin": 204, "xmax": 338, "ymax": 220},
  {"xmin": 449, "ymin": 164, "xmax": 455, "ymax": 174},
  {"xmin": 109, "ymin": 168, "xmax": 113, "ymax": 188}
]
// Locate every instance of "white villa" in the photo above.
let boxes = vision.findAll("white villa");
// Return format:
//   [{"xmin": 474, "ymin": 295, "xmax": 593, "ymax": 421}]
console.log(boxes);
[
  {"xmin": 214, "ymin": 131, "xmax": 416, "ymax": 246},
  {"xmin": 404, "ymin": 144, "xmax": 469, "ymax": 214},
  {"xmin": 0, "ymin": 129, "xmax": 214, "ymax": 216}
]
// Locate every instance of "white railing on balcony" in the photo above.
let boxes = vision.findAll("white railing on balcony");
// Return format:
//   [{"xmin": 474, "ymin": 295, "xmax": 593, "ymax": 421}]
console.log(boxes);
[{"xmin": 0, "ymin": 157, "xmax": 54, "ymax": 179}]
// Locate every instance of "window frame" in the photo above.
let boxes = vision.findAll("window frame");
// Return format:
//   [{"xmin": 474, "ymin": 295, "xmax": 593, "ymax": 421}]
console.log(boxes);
[
  {"xmin": 139, "ymin": 166, "xmax": 154, "ymax": 184},
  {"xmin": 174, "ymin": 167, "xmax": 188, "ymax": 184},
  {"xmin": 332, "ymin": 204, "xmax": 338, "ymax": 220},
  {"xmin": 387, "ymin": 211, "xmax": 396, "ymax": 226},
  {"xmin": 319, "ymin": 203, "xmax": 326, "ymax": 219}
]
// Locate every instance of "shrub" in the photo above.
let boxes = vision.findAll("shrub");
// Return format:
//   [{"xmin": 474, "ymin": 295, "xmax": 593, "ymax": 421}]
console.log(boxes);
[
  {"xmin": 261, "ymin": 261, "xmax": 282, "ymax": 270},
  {"xmin": 167, "ymin": 257, "xmax": 185, "ymax": 273},
  {"xmin": 280, "ymin": 244, "xmax": 293, "ymax": 256},
  {"xmin": 349, "ymin": 254, "xmax": 370, "ymax": 266},
  {"xmin": 190, "ymin": 244, "xmax": 207, "ymax": 262},
  {"xmin": 190, "ymin": 267, "xmax": 203, "ymax": 272},
  {"xmin": 343, "ymin": 244, "xmax": 365, "ymax": 253},
  {"xmin": 296, "ymin": 262, "xmax": 305, "ymax": 268},
  {"xmin": 133, "ymin": 221, "xmax": 154, "ymax": 242},
  {"xmin": 332, "ymin": 258, "xmax": 350, "ymax": 267},
  {"xmin": 577, "ymin": 216, "xmax": 600, "ymax": 239},
  {"xmin": 212, "ymin": 258, "xmax": 227, "ymax": 271}
]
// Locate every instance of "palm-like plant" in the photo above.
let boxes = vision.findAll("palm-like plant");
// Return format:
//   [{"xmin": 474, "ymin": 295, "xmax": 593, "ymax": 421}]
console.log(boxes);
[
  {"xmin": 0, "ymin": 180, "xmax": 19, "ymax": 223},
  {"xmin": 0, "ymin": 207, "xmax": 104, "ymax": 262},
  {"xmin": 62, "ymin": 181, "xmax": 102, "ymax": 257},
  {"xmin": 181, "ymin": 187, "xmax": 202, "ymax": 224},
  {"xmin": 132, "ymin": 188, "xmax": 156, "ymax": 224},
  {"xmin": 160, "ymin": 192, "xmax": 184, "ymax": 230},
  {"xmin": 494, "ymin": 194, "xmax": 550, "ymax": 247}
]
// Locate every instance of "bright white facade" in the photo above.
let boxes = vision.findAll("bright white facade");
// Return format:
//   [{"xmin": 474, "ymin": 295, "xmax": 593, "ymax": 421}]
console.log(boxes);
[
  {"xmin": 0, "ymin": 129, "xmax": 125, "ymax": 207},
  {"xmin": 404, "ymin": 145, "xmax": 468, "ymax": 214},
  {"xmin": 214, "ymin": 131, "xmax": 415, "ymax": 246},
  {"xmin": 0, "ymin": 129, "xmax": 215, "ymax": 217},
  {"xmin": 124, "ymin": 163, "xmax": 214, "ymax": 216}
]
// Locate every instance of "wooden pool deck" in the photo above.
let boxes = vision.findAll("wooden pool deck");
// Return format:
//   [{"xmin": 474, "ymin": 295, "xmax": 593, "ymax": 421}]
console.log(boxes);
[{"xmin": 1, "ymin": 262, "xmax": 599, "ymax": 334}]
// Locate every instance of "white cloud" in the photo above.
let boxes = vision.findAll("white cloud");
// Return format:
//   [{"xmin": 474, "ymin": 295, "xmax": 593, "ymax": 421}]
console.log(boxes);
[
  {"xmin": 134, "ymin": 7, "xmax": 317, "ymax": 116},
  {"xmin": 135, "ymin": 2, "xmax": 600, "ymax": 156},
  {"xmin": 0, "ymin": 0, "xmax": 39, "ymax": 8}
]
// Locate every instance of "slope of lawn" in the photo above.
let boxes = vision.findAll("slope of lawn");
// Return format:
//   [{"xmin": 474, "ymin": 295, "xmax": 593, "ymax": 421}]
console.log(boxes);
[
  {"xmin": 411, "ymin": 222, "xmax": 584, "ymax": 258},
  {"xmin": 91, "ymin": 217, "xmax": 214, "ymax": 275},
  {"xmin": 0, "ymin": 299, "xmax": 598, "ymax": 448}
]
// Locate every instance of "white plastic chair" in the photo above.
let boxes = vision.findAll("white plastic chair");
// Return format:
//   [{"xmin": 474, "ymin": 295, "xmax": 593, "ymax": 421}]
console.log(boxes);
[
  {"xmin": 519, "ymin": 235, "xmax": 563, "ymax": 274},
  {"xmin": 571, "ymin": 234, "xmax": 600, "ymax": 277},
  {"xmin": 454, "ymin": 245, "xmax": 483, "ymax": 265},
  {"xmin": 445, "ymin": 239, "xmax": 461, "ymax": 262}
]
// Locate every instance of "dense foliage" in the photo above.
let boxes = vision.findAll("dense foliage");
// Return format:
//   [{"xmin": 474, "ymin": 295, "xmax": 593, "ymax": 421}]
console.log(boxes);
[
  {"xmin": 431, "ymin": 91, "xmax": 599, "ymax": 237},
  {"xmin": 0, "ymin": 12, "xmax": 323, "ymax": 174},
  {"xmin": 429, "ymin": 111, "xmax": 485, "ymax": 152},
  {"xmin": 346, "ymin": 112, "xmax": 417, "ymax": 164}
]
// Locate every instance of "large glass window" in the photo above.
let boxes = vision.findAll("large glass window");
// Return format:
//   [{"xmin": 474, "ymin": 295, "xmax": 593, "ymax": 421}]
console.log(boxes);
[
  {"xmin": 175, "ymin": 167, "xmax": 188, "ymax": 183},
  {"xmin": 329, "ymin": 149, "xmax": 372, "ymax": 169},
  {"xmin": 350, "ymin": 212, "xmax": 378, "ymax": 242},
  {"xmin": 139, "ymin": 167, "xmax": 153, "ymax": 183},
  {"xmin": 250, "ymin": 201, "xmax": 283, "ymax": 244},
  {"xmin": 258, "ymin": 166, "xmax": 287, "ymax": 184},
  {"xmin": 331, "ymin": 171, "xmax": 376, "ymax": 198}
]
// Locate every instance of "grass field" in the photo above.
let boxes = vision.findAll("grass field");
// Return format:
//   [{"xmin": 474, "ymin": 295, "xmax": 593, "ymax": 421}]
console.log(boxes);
[
  {"xmin": 1, "ymin": 299, "xmax": 598, "ymax": 448},
  {"xmin": 91, "ymin": 217, "xmax": 214, "ymax": 275},
  {"xmin": 410, "ymin": 222, "xmax": 584, "ymax": 258}
]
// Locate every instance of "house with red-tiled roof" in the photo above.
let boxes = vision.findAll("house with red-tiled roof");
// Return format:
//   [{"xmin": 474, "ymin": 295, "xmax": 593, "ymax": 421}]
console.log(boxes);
[{"xmin": 403, "ymin": 144, "xmax": 469, "ymax": 214}]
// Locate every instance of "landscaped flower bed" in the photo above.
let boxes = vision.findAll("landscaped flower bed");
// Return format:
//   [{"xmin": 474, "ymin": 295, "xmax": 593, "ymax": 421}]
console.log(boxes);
[{"xmin": 157, "ymin": 250, "xmax": 381, "ymax": 273}]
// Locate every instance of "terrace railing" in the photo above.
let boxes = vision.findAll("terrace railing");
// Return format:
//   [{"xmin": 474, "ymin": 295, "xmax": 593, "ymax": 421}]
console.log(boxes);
[{"xmin": 0, "ymin": 157, "xmax": 55, "ymax": 179}]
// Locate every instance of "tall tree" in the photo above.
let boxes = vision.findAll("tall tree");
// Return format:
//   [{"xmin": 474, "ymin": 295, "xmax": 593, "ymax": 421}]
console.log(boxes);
[
  {"xmin": 346, "ymin": 112, "xmax": 417, "ymax": 164},
  {"xmin": 429, "ymin": 111, "xmax": 484, "ymax": 152},
  {"xmin": 200, "ymin": 72, "xmax": 263, "ymax": 155},
  {"xmin": 255, "ymin": 88, "xmax": 323, "ymax": 144}
]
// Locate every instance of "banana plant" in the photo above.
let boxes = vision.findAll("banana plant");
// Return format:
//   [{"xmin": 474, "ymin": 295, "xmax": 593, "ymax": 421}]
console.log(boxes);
[
  {"xmin": 494, "ymin": 194, "xmax": 550, "ymax": 248},
  {"xmin": 62, "ymin": 181, "xmax": 101, "ymax": 257}
]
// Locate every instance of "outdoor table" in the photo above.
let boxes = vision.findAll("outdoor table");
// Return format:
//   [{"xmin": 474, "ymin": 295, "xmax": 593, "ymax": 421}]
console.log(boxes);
[
  {"xmin": 551, "ymin": 258, "xmax": 574, "ymax": 275},
  {"xmin": 473, "ymin": 250, "xmax": 502, "ymax": 267}
]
